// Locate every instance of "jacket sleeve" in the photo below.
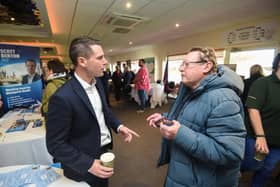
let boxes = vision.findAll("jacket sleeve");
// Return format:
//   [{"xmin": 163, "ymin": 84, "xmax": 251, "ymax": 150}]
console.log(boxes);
[
  {"xmin": 174, "ymin": 100, "xmax": 246, "ymax": 166},
  {"xmin": 46, "ymin": 94, "xmax": 94, "ymax": 175}
]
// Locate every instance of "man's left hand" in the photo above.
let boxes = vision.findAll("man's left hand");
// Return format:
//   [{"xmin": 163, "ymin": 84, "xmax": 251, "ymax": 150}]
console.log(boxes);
[
  {"xmin": 160, "ymin": 120, "xmax": 181, "ymax": 140},
  {"xmin": 119, "ymin": 125, "xmax": 140, "ymax": 143}
]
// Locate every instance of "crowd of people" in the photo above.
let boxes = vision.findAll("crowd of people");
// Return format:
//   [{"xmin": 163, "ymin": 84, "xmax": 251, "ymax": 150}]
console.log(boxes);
[{"xmin": 0, "ymin": 36, "xmax": 279, "ymax": 187}]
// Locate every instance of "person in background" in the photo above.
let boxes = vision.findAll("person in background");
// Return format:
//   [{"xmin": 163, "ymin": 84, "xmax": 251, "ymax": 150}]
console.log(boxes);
[
  {"xmin": 123, "ymin": 65, "xmax": 135, "ymax": 97},
  {"xmin": 241, "ymin": 53, "xmax": 280, "ymax": 187},
  {"xmin": 111, "ymin": 65, "xmax": 123, "ymax": 101},
  {"xmin": 41, "ymin": 59, "xmax": 68, "ymax": 118},
  {"xmin": 147, "ymin": 47, "xmax": 246, "ymax": 187},
  {"xmin": 241, "ymin": 64, "xmax": 264, "ymax": 105},
  {"xmin": 101, "ymin": 68, "xmax": 112, "ymax": 106},
  {"xmin": 21, "ymin": 59, "xmax": 41, "ymax": 84},
  {"xmin": 134, "ymin": 59, "xmax": 150, "ymax": 113},
  {"xmin": 0, "ymin": 95, "xmax": 4, "ymax": 117},
  {"xmin": 46, "ymin": 36, "xmax": 139, "ymax": 187}
]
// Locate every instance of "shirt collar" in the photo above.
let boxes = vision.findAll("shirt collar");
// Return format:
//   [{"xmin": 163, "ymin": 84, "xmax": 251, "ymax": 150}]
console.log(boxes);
[{"xmin": 74, "ymin": 72, "xmax": 96, "ymax": 91}]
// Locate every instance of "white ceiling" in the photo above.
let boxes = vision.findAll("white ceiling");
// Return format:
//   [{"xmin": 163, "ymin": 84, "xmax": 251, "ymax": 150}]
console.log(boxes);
[{"xmin": 0, "ymin": 0, "xmax": 279, "ymax": 61}]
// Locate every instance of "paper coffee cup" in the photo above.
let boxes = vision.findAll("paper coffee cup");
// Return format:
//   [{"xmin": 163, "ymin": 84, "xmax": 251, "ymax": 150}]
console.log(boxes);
[
  {"xmin": 254, "ymin": 151, "xmax": 266, "ymax": 161},
  {"xmin": 100, "ymin": 152, "xmax": 115, "ymax": 168}
]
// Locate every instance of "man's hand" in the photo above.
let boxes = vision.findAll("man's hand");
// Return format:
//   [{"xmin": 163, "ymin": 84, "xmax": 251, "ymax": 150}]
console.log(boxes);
[
  {"xmin": 88, "ymin": 159, "xmax": 114, "ymax": 178},
  {"xmin": 146, "ymin": 113, "xmax": 163, "ymax": 128},
  {"xmin": 118, "ymin": 125, "xmax": 140, "ymax": 143},
  {"xmin": 255, "ymin": 137, "xmax": 269, "ymax": 154},
  {"xmin": 159, "ymin": 120, "xmax": 181, "ymax": 140}
]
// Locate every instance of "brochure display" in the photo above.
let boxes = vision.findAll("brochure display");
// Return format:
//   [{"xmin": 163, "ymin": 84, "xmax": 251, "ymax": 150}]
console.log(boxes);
[{"xmin": 0, "ymin": 44, "xmax": 42, "ymax": 112}]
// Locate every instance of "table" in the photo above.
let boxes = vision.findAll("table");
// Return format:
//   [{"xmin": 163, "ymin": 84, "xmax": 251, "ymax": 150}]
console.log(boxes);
[
  {"xmin": 130, "ymin": 83, "xmax": 168, "ymax": 108},
  {"xmin": 0, "ymin": 165, "xmax": 90, "ymax": 187},
  {"xmin": 0, "ymin": 109, "xmax": 53, "ymax": 167}
]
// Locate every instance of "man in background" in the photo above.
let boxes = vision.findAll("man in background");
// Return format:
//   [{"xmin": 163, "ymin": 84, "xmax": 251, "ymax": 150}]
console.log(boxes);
[
  {"xmin": 46, "ymin": 36, "xmax": 139, "ymax": 187},
  {"xmin": 21, "ymin": 59, "xmax": 40, "ymax": 84},
  {"xmin": 134, "ymin": 59, "xmax": 150, "ymax": 113}
]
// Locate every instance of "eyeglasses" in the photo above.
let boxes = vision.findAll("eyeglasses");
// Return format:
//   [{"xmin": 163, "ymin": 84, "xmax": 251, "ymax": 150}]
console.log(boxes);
[{"xmin": 180, "ymin": 60, "xmax": 207, "ymax": 68}]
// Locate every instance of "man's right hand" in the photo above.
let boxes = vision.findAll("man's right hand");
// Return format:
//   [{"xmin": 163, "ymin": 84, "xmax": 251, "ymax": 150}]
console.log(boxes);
[
  {"xmin": 146, "ymin": 113, "xmax": 163, "ymax": 128},
  {"xmin": 88, "ymin": 159, "xmax": 114, "ymax": 178}
]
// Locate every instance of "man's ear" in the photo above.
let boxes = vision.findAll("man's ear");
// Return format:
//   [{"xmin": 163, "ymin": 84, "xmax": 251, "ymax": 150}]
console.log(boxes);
[
  {"xmin": 77, "ymin": 57, "xmax": 87, "ymax": 67},
  {"xmin": 202, "ymin": 61, "xmax": 213, "ymax": 74}
]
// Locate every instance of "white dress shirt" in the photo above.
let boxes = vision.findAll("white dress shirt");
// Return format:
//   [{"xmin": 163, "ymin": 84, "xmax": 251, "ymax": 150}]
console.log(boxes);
[
  {"xmin": 74, "ymin": 73, "xmax": 111, "ymax": 146},
  {"xmin": 27, "ymin": 74, "xmax": 35, "ymax": 83}
]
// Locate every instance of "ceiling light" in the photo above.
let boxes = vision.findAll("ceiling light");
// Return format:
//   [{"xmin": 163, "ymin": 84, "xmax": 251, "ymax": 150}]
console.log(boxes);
[
  {"xmin": 126, "ymin": 2, "xmax": 132, "ymax": 9},
  {"xmin": 129, "ymin": 41, "xmax": 133, "ymax": 45},
  {"xmin": 175, "ymin": 23, "xmax": 180, "ymax": 28}
]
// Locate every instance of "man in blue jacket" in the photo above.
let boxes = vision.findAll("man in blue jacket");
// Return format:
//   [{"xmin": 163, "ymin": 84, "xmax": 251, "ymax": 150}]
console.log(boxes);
[
  {"xmin": 46, "ymin": 36, "xmax": 139, "ymax": 187},
  {"xmin": 147, "ymin": 47, "xmax": 246, "ymax": 187}
]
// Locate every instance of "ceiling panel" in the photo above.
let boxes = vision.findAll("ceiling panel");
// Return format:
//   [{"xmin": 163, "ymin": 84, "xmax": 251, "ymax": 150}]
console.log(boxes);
[{"xmin": 0, "ymin": 0, "xmax": 279, "ymax": 60}]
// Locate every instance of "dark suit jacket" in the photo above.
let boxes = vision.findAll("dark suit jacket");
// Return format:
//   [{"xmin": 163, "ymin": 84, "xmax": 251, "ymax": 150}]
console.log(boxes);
[
  {"xmin": 21, "ymin": 73, "xmax": 41, "ymax": 84},
  {"xmin": 46, "ymin": 76, "xmax": 121, "ymax": 185}
]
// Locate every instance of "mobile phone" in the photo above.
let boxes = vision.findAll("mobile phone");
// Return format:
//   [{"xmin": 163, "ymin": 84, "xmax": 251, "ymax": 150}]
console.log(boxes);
[{"xmin": 155, "ymin": 117, "xmax": 173, "ymax": 127}]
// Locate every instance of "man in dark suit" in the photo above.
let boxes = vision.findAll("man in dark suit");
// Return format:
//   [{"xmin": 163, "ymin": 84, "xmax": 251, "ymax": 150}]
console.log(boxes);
[
  {"xmin": 46, "ymin": 36, "xmax": 139, "ymax": 187},
  {"xmin": 21, "ymin": 59, "xmax": 41, "ymax": 84}
]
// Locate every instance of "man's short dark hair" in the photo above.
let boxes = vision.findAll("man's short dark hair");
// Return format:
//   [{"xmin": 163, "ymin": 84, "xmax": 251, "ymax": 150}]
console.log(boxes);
[
  {"xmin": 139, "ymin": 59, "xmax": 145, "ymax": 64},
  {"xmin": 69, "ymin": 36, "xmax": 100, "ymax": 66},
  {"xmin": 47, "ymin": 59, "xmax": 66, "ymax": 73},
  {"xmin": 25, "ymin": 59, "xmax": 36, "ymax": 65}
]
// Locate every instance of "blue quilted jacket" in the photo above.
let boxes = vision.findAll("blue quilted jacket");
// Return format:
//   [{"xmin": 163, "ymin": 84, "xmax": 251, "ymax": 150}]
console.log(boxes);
[{"xmin": 158, "ymin": 65, "xmax": 246, "ymax": 187}]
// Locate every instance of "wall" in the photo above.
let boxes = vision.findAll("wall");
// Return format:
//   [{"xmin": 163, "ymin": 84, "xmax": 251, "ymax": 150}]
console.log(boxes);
[{"xmin": 110, "ymin": 15, "xmax": 280, "ymax": 81}]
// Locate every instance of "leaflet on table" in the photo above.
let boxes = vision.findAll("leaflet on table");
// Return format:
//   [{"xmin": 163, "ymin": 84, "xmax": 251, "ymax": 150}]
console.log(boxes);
[
  {"xmin": 5, "ymin": 119, "xmax": 30, "ymax": 133},
  {"xmin": 0, "ymin": 44, "xmax": 42, "ymax": 113},
  {"xmin": 0, "ymin": 166, "xmax": 61, "ymax": 187}
]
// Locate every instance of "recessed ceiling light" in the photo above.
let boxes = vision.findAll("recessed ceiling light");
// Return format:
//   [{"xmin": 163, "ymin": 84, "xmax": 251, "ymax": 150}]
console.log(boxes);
[
  {"xmin": 175, "ymin": 23, "xmax": 180, "ymax": 28},
  {"xmin": 10, "ymin": 17, "xmax": 15, "ymax": 21},
  {"xmin": 126, "ymin": 2, "xmax": 132, "ymax": 9},
  {"xmin": 129, "ymin": 41, "xmax": 133, "ymax": 45}
]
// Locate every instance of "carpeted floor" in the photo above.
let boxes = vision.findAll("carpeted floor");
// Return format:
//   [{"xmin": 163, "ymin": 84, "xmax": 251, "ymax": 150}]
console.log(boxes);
[
  {"xmin": 109, "ymin": 97, "xmax": 170, "ymax": 187},
  {"xmin": 108, "ymin": 96, "xmax": 280, "ymax": 187}
]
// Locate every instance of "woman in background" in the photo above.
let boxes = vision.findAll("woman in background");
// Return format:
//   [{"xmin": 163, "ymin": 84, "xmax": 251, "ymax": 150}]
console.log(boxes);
[{"xmin": 241, "ymin": 64, "xmax": 264, "ymax": 105}]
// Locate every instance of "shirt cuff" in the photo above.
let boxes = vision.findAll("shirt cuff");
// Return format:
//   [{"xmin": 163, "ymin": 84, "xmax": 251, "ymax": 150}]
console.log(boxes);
[{"xmin": 117, "ymin": 124, "xmax": 124, "ymax": 132}]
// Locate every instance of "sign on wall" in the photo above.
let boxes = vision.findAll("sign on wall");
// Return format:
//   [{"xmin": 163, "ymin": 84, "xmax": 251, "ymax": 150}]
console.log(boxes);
[
  {"xmin": 225, "ymin": 22, "xmax": 276, "ymax": 45},
  {"xmin": 0, "ymin": 44, "xmax": 42, "ymax": 112}
]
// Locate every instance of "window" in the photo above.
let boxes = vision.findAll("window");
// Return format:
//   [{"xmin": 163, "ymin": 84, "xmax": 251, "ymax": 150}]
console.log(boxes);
[
  {"xmin": 229, "ymin": 49, "xmax": 275, "ymax": 79},
  {"xmin": 165, "ymin": 54, "xmax": 187, "ymax": 84}
]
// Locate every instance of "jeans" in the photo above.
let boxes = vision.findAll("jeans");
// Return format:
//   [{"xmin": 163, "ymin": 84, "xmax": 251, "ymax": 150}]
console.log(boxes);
[
  {"xmin": 138, "ymin": 90, "xmax": 147, "ymax": 110},
  {"xmin": 241, "ymin": 137, "xmax": 280, "ymax": 187}
]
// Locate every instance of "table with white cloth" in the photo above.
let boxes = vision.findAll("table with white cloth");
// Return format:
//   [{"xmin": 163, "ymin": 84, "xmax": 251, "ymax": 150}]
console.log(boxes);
[
  {"xmin": 130, "ymin": 83, "xmax": 168, "ymax": 108},
  {"xmin": 0, "ymin": 165, "xmax": 90, "ymax": 187},
  {"xmin": 0, "ymin": 109, "xmax": 53, "ymax": 167}
]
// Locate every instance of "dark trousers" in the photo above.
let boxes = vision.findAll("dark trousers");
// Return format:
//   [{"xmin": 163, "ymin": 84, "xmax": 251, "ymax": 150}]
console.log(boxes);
[
  {"xmin": 64, "ymin": 144, "xmax": 112, "ymax": 187},
  {"xmin": 241, "ymin": 137, "xmax": 280, "ymax": 187}
]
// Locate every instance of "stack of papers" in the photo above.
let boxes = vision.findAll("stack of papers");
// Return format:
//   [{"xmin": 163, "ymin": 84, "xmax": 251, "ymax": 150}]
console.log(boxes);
[
  {"xmin": 0, "ymin": 166, "xmax": 61, "ymax": 187},
  {"xmin": 6, "ymin": 119, "xmax": 29, "ymax": 133}
]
